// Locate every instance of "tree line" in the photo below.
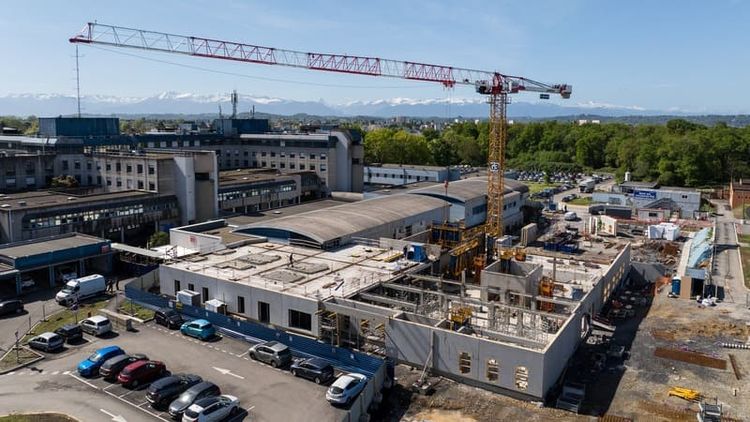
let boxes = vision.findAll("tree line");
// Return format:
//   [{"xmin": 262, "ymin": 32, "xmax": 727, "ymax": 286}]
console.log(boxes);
[{"xmin": 362, "ymin": 119, "xmax": 750, "ymax": 187}]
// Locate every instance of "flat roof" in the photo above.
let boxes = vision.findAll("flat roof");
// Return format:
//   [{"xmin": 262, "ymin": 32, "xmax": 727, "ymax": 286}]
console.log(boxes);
[
  {"xmin": 620, "ymin": 181, "xmax": 659, "ymax": 189},
  {"xmin": 0, "ymin": 233, "xmax": 107, "ymax": 259},
  {"xmin": 219, "ymin": 169, "xmax": 291, "ymax": 186},
  {"xmin": 411, "ymin": 177, "xmax": 528, "ymax": 202},
  {"xmin": 166, "ymin": 242, "xmax": 419, "ymax": 300},
  {"xmin": 237, "ymin": 194, "xmax": 447, "ymax": 245},
  {"xmin": 363, "ymin": 181, "xmax": 441, "ymax": 195},
  {"xmin": 0, "ymin": 190, "xmax": 159, "ymax": 211},
  {"xmin": 373, "ymin": 164, "xmax": 453, "ymax": 171}
]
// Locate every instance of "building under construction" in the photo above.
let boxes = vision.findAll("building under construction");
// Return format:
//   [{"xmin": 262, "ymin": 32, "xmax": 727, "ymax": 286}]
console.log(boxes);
[{"xmin": 157, "ymin": 182, "xmax": 631, "ymax": 401}]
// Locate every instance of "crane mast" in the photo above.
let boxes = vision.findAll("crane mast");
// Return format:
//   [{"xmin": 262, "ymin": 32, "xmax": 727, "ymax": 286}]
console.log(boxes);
[{"xmin": 70, "ymin": 22, "xmax": 571, "ymax": 249}]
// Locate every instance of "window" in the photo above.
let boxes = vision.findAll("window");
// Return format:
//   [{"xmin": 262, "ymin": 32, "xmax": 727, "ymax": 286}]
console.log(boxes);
[
  {"xmin": 202, "ymin": 287, "xmax": 209, "ymax": 303},
  {"xmin": 106, "ymin": 163, "xmax": 112, "ymax": 171},
  {"xmin": 86, "ymin": 161, "xmax": 92, "ymax": 170},
  {"xmin": 514, "ymin": 366, "xmax": 528, "ymax": 391},
  {"xmin": 310, "ymin": 153, "xmax": 315, "ymax": 159},
  {"xmin": 62, "ymin": 160, "xmax": 69, "ymax": 171},
  {"xmin": 258, "ymin": 301, "xmax": 270, "ymax": 323},
  {"xmin": 137, "ymin": 181, "xmax": 144, "ymax": 189},
  {"xmin": 137, "ymin": 164, "xmax": 143, "ymax": 174},
  {"xmin": 289, "ymin": 309, "xmax": 312, "ymax": 331},
  {"xmin": 271, "ymin": 152, "xmax": 276, "ymax": 157},
  {"xmin": 237, "ymin": 296, "xmax": 245, "ymax": 314},
  {"xmin": 174, "ymin": 280, "xmax": 181, "ymax": 293},
  {"xmin": 299, "ymin": 164, "xmax": 305, "ymax": 170},
  {"xmin": 126, "ymin": 165, "xmax": 132, "ymax": 173},
  {"xmin": 148, "ymin": 166, "xmax": 155, "ymax": 175},
  {"xmin": 188, "ymin": 283, "xmax": 195, "ymax": 291},
  {"xmin": 309, "ymin": 164, "xmax": 315, "ymax": 170},
  {"xmin": 149, "ymin": 183, "xmax": 155, "ymax": 191},
  {"xmin": 116, "ymin": 162, "xmax": 121, "ymax": 172},
  {"xmin": 459, "ymin": 352, "xmax": 471, "ymax": 374},
  {"xmin": 290, "ymin": 163, "xmax": 296, "ymax": 169},
  {"xmin": 486, "ymin": 359, "xmax": 499, "ymax": 382}
]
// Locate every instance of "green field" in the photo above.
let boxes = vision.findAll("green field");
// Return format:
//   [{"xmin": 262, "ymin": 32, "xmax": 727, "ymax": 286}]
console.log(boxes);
[
  {"xmin": 568, "ymin": 197, "xmax": 592, "ymax": 206},
  {"xmin": 0, "ymin": 414, "xmax": 77, "ymax": 422},
  {"xmin": 526, "ymin": 182, "xmax": 560, "ymax": 194},
  {"xmin": 117, "ymin": 300, "xmax": 155, "ymax": 321},
  {"xmin": 0, "ymin": 347, "xmax": 40, "ymax": 372}
]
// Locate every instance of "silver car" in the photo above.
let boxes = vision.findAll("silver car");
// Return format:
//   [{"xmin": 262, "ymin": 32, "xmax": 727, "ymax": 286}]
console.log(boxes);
[
  {"xmin": 248, "ymin": 341, "xmax": 292, "ymax": 368},
  {"xmin": 28, "ymin": 332, "xmax": 64, "ymax": 352}
]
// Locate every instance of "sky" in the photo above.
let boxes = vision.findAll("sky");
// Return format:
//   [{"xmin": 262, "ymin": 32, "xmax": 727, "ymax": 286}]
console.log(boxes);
[{"xmin": 0, "ymin": 0, "xmax": 748, "ymax": 113}]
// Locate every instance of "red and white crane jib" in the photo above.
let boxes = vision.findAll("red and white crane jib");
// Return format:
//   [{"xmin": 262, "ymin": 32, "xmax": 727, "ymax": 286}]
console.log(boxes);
[{"xmin": 70, "ymin": 22, "xmax": 571, "ymax": 98}]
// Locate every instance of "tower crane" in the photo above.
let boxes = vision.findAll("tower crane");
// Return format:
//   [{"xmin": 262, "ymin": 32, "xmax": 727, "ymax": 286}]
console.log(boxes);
[{"xmin": 69, "ymin": 22, "xmax": 571, "ymax": 249}]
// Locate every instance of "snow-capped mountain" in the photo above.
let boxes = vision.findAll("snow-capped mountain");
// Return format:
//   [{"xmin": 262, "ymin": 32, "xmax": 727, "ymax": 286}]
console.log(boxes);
[{"xmin": 0, "ymin": 92, "xmax": 682, "ymax": 118}]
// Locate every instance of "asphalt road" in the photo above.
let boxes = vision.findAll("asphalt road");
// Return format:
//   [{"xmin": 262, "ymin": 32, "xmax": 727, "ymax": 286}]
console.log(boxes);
[
  {"xmin": 0, "ymin": 289, "xmax": 59, "ymax": 354},
  {"xmin": 0, "ymin": 321, "xmax": 348, "ymax": 422},
  {"xmin": 710, "ymin": 200, "xmax": 749, "ymax": 306}
]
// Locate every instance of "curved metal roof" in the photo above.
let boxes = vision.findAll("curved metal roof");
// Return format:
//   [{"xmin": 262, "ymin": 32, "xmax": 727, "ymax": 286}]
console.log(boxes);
[
  {"xmin": 410, "ymin": 177, "xmax": 528, "ymax": 203},
  {"xmin": 236, "ymin": 194, "xmax": 447, "ymax": 245}
]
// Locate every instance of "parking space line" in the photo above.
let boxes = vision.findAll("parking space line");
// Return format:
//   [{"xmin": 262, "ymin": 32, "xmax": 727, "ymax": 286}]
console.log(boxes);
[
  {"xmin": 103, "ymin": 383, "xmax": 118, "ymax": 391},
  {"xmin": 119, "ymin": 390, "xmax": 135, "ymax": 398},
  {"xmin": 69, "ymin": 373, "xmax": 100, "ymax": 390},
  {"xmin": 63, "ymin": 371, "xmax": 71, "ymax": 375}
]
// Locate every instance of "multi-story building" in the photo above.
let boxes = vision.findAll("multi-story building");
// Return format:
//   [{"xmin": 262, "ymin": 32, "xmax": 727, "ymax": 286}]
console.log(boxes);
[
  {"xmin": 0, "ymin": 190, "xmax": 179, "ymax": 244},
  {"xmin": 364, "ymin": 164, "xmax": 460, "ymax": 186},
  {"xmin": 729, "ymin": 179, "xmax": 750, "ymax": 210},
  {"xmin": 217, "ymin": 169, "xmax": 324, "ymax": 214}
]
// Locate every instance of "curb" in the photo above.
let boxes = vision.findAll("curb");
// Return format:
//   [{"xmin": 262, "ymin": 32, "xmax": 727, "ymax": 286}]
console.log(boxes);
[
  {"xmin": 0, "ymin": 346, "xmax": 45, "ymax": 375},
  {"xmin": 732, "ymin": 223, "xmax": 749, "ymax": 296}
]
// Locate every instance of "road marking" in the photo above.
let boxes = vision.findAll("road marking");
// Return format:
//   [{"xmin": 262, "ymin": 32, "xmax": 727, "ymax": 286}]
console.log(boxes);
[
  {"xmin": 100, "ymin": 408, "xmax": 128, "ymax": 422},
  {"xmin": 119, "ymin": 390, "xmax": 135, "ymax": 398},
  {"xmin": 63, "ymin": 370, "xmax": 71, "ymax": 375},
  {"xmin": 51, "ymin": 371, "xmax": 60, "ymax": 375},
  {"xmin": 212, "ymin": 366, "xmax": 245, "ymax": 379},
  {"xmin": 104, "ymin": 383, "xmax": 118, "ymax": 391},
  {"xmin": 6, "ymin": 372, "xmax": 14, "ymax": 376},
  {"xmin": 69, "ymin": 373, "xmax": 100, "ymax": 389}
]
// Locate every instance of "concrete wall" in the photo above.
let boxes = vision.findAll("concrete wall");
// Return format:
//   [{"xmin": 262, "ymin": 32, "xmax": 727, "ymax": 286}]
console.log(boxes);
[
  {"xmin": 169, "ymin": 225, "xmax": 224, "ymax": 253},
  {"xmin": 160, "ymin": 265, "xmax": 320, "ymax": 335},
  {"xmin": 364, "ymin": 166, "xmax": 459, "ymax": 186},
  {"xmin": 385, "ymin": 316, "xmax": 547, "ymax": 399}
]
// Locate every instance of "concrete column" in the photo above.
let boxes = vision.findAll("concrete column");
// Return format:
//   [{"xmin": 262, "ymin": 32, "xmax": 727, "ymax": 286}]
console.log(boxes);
[
  {"xmin": 516, "ymin": 310, "xmax": 524, "ymax": 335},
  {"xmin": 488, "ymin": 304, "xmax": 496, "ymax": 330},
  {"xmin": 79, "ymin": 259, "xmax": 86, "ymax": 276},
  {"xmin": 48, "ymin": 266, "xmax": 55, "ymax": 288},
  {"xmin": 15, "ymin": 273, "xmax": 21, "ymax": 296}
]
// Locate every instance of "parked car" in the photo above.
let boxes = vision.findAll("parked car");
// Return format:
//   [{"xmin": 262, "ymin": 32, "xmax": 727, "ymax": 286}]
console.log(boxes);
[
  {"xmin": 77, "ymin": 345, "xmax": 125, "ymax": 377},
  {"xmin": 182, "ymin": 395, "xmax": 240, "ymax": 422},
  {"xmin": 147, "ymin": 374, "xmax": 203, "ymax": 408},
  {"xmin": 54, "ymin": 324, "xmax": 84, "ymax": 344},
  {"xmin": 117, "ymin": 360, "xmax": 167, "ymax": 388},
  {"xmin": 28, "ymin": 332, "xmax": 64, "ymax": 352},
  {"xmin": 99, "ymin": 353, "xmax": 149, "ymax": 381},
  {"xmin": 290, "ymin": 357, "xmax": 334, "ymax": 384},
  {"xmin": 180, "ymin": 319, "xmax": 216, "ymax": 341},
  {"xmin": 20, "ymin": 275, "xmax": 36, "ymax": 290},
  {"xmin": 248, "ymin": 341, "xmax": 292, "ymax": 368},
  {"xmin": 0, "ymin": 299, "xmax": 23, "ymax": 317},
  {"xmin": 80, "ymin": 315, "xmax": 112, "ymax": 336},
  {"xmin": 155, "ymin": 308, "xmax": 183, "ymax": 329},
  {"xmin": 168, "ymin": 381, "xmax": 221, "ymax": 419},
  {"xmin": 326, "ymin": 373, "xmax": 367, "ymax": 406}
]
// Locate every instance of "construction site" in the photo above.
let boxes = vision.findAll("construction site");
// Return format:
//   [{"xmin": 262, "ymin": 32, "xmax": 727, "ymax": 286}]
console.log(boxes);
[{"xmin": 58, "ymin": 22, "xmax": 750, "ymax": 422}]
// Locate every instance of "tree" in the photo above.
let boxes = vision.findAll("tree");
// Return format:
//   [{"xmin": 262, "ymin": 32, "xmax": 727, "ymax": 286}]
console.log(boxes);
[
  {"xmin": 148, "ymin": 231, "xmax": 170, "ymax": 248},
  {"xmin": 50, "ymin": 175, "xmax": 79, "ymax": 188}
]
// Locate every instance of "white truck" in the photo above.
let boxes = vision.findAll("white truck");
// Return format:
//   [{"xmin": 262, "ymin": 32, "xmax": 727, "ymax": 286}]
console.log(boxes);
[
  {"xmin": 579, "ymin": 178, "xmax": 595, "ymax": 193},
  {"xmin": 56, "ymin": 274, "xmax": 106, "ymax": 306}
]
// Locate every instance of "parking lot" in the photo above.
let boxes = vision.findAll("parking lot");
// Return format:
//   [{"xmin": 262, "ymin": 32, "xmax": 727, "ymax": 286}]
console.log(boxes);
[{"xmin": 2, "ymin": 318, "xmax": 350, "ymax": 422}]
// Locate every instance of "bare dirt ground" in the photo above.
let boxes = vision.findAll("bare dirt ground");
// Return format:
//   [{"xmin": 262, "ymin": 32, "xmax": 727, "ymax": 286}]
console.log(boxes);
[{"xmin": 604, "ymin": 286, "xmax": 750, "ymax": 421}]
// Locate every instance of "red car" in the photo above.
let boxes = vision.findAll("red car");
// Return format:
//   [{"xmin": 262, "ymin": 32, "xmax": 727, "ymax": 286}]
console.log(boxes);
[{"xmin": 117, "ymin": 360, "xmax": 167, "ymax": 388}]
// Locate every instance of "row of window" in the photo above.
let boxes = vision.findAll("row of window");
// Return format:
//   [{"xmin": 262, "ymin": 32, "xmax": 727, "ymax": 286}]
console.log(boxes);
[
  {"xmin": 218, "ymin": 182, "xmax": 296, "ymax": 202},
  {"xmin": 458, "ymin": 351, "xmax": 529, "ymax": 390},
  {"xmin": 62, "ymin": 159, "xmax": 156, "ymax": 176},
  {"xmin": 221, "ymin": 159, "xmax": 327, "ymax": 173},
  {"xmin": 24, "ymin": 201, "xmax": 175, "ymax": 229},
  {"xmin": 174, "ymin": 281, "xmax": 312, "ymax": 331},
  {"xmin": 369, "ymin": 173, "xmax": 431, "ymax": 181},
  {"xmin": 224, "ymin": 150, "xmax": 326, "ymax": 160}
]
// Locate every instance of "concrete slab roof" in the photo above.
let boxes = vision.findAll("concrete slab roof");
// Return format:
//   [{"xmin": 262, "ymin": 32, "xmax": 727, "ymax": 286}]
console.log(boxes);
[
  {"xmin": 0, "ymin": 233, "xmax": 107, "ymax": 259},
  {"xmin": 226, "ymin": 199, "xmax": 349, "ymax": 227},
  {"xmin": 0, "ymin": 190, "xmax": 158, "ymax": 211},
  {"xmin": 236, "ymin": 194, "xmax": 447, "ymax": 245}
]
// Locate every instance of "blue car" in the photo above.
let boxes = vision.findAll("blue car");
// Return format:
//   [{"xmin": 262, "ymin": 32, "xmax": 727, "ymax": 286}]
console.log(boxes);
[
  {"xmin": 77, "ymin": 345, "xmax": 125, "ymax": 377},
  {"xmin": 180, "ymin": 319, "xmax": 216, "ymax": 341}
]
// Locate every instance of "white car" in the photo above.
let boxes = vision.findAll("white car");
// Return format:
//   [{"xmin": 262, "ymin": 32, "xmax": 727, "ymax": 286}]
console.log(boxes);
[
  {"xmin": 326, "ymin": 373, "xmax": 367, "ymax": 406},
  {"xmin": 80, "ymin": 315, "xmax": 112, "ymax": 336},
  {"xmin": 182, "ymin": 395, "xmax": 240, "ymax": 422}
]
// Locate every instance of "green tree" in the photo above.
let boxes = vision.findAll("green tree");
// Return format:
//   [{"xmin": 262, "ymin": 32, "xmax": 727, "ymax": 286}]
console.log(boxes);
[{"xmin": 148, "ymin": 231, "xmax": 170, "ymax": 247}]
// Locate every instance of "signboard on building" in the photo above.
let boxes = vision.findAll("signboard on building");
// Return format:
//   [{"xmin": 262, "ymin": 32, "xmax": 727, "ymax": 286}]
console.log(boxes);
[{"xmin": 633, "ymin": 189, "xmax": 657, "ymax": 200}]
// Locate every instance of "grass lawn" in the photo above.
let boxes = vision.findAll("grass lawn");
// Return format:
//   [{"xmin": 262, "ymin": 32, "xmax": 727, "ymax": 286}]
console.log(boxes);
[
  {"xmin": 22, "ymin": 297, "xmax": 111, "ymax": 343},
  {"xmin": 739, "ymin": 234, "xmax": 750, "ymax": 289},
  {"xmin": 568, "ymin": 197, "xmax": 592, "ymax": 206},
  {"xmin": 117, "ymin": 300, "xmax": 155, "ymax": 321},
  {"xmin": 733, "ymin": 205, "xmax": 750, "ymax": 220},
  {"xmin": 526, "ymin": 182, "xmax": 560, "ymax": 194},
  {"xmin": 0, "ymin": 414, "xmax": 77, "ymax": 422},
  {"xmin": 0, "ymin": 347, "xmax": 40, "ymax": 372}
]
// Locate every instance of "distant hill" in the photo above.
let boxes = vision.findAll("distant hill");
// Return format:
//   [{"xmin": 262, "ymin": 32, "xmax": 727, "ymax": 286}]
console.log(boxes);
[{"xmin": 0, "ymin": 92, "xmax": 747, "ymax": 126}]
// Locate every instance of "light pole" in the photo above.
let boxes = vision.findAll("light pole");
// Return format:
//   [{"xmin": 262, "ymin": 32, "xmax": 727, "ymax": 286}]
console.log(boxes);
[{"xmin": 14, "ymin": 331, "xmax": 19, "ymax": 364}]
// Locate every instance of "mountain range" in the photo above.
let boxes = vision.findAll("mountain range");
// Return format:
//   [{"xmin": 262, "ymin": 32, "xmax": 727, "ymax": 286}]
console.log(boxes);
[{"xmin": 0, "ymin": 92, "xmax": 688, "ymax": 119}]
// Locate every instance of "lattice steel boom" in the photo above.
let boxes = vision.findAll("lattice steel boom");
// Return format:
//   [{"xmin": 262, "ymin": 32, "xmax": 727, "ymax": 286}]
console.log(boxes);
[{"xmin": 69, "ymin": 22, "xmax": 572, "ymax": 241}]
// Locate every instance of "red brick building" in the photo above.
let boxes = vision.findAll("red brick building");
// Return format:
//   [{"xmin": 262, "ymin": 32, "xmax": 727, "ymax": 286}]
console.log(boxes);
[{"xmin": 729, "ymin": 180, "xmax": 750, "ymax": 209}]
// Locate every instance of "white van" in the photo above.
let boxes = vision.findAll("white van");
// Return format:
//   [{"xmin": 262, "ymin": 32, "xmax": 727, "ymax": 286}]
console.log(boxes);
[{"xmin": 55, "ymin": 274, "xmax": 106, "ymax": 305}]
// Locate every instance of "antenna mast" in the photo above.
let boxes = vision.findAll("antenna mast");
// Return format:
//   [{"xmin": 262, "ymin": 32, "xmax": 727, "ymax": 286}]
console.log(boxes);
[
  {"xmin": 231, "ymin": 90, "xmax": 238, "ymax": 119},
  {"xmin": 75, "ymin": 45, "xmax": 82, "ymax": 118}
]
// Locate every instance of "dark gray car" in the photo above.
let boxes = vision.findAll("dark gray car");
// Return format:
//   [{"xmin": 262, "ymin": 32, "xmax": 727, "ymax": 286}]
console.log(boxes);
[
  {"xmin": 248, "ymin": 340, "xmax": 292, "ymax": 368},
  {"xmin": 0, "ymin": 300, "xmax": 23, "ymax": 317},
  {"xmin": 147, "ymin": 373, "xmax": 202, "ymax": 408},
  {"xmin": 168, "ymin": 381, "xmax": 220, "ymax": 419}
]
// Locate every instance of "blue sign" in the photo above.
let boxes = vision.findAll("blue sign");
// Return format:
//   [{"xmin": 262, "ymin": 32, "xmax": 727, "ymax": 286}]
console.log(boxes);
[{"xmin": 633, "ymin": 189, "xmax": 657, "ymax": 200}]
